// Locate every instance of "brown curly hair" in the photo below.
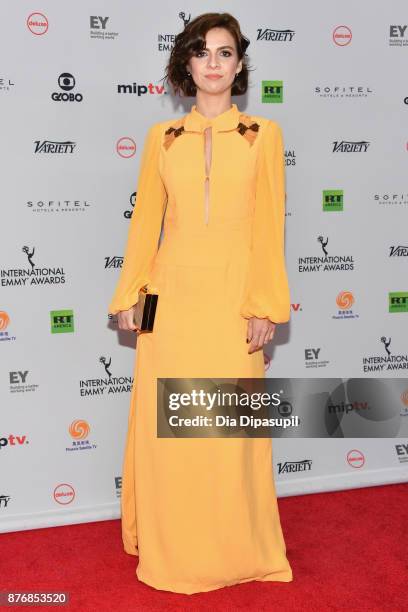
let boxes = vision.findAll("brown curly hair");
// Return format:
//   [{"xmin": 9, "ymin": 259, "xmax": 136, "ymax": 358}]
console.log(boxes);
[{"xmin": 163, "ymin": 12, "xmax": 251, "ymax": 98}]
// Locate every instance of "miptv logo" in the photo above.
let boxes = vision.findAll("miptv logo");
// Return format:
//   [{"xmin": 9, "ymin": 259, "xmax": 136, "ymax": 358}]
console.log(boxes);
[{"xmin": 27, "ymin": 12, "xmax": 48, "ymax": 35}]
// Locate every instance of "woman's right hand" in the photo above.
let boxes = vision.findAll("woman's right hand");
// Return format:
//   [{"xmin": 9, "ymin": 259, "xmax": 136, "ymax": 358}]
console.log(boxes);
[{"xmin": 117, "ymin": 306, "xmax": 140, "ymax": 333}]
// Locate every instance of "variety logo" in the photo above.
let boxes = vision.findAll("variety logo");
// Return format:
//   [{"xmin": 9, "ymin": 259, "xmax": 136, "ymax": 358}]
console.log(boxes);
[
  {"xmin": 27, "ymin": 12, "xmax": 48, "ymax": 35},
  {"xmin": 53, "ymin": 484, "xmax": 75, "ymax": 505},
  {"xmin": 50, "ymin": 310, "xmax": 74, "ymax": 334},
  {"xmin": 389, "ymin": 292, "xmax": 408, "ymax": 313},
  {"xmin": 261, "ymin": 80, "xmax": 283, "ymax": 103},
  {"xmin": 333, "ymin": 25, "xmax": 352, "ymax": 46},
  {"xmin": 332, "ymin": 140, "xmax": 370, "ymax": 153},
  {"xmin": 389, "ymin": 25, "xmax": 408, "ymax": 47},
  {"xmin": 315, "ymin": 85, "xmax": 373, "ymax": 99},
  {"xmin": 34, "ymin": 140, "xmax": 76, "ymax": 154},
  {"xmin": 256, "ymin": 28, "xmax": 295, "ymax": 42},
  {"xmin": 9, "ymin": 371, "xmax": 39, "ymax": 394},
  {"xmin": 1, "ymin": 247, "xmax": 66, "ymax": 287},
  {"xmin": 78, "ymin": 357, "xmax": 133, "ymax": 396},
  {"xmin": 277, "ymin": 459, "xmax": 312, "ymax": 474},
  {"xmin": 0, "ymin": 494, "xmax": 11, "ymax": 508},
  {"xmin": 51, "ymin": 73, "xmax": 83, "ymax": 102},
  {"xmin": 116, "ymin": 137, "xmax": 136, "ymax": 158},
  {"xmin": 158, "ymin": 12, "xmax": 191, "ymax": 52},
  {"xmin": 374, "ymin": 193, "xmax": 408, "ymax": 206},
  {"xmin": 66, "ymin": 419, "xmax": 97, "ymax": 453},
  {"xmin": 0, "ymin": 311, "xmax": 15, "ymax": 343},
  {"xmin": 304, "ymin": 348, "xmax": 329, "ymax": 369},
  {"xmin": 362, "ymin": 337, "xmax": 408, "ymax": 372},
  {"xmin": 346, "ymin": 449, "xmax": 365, "ymax": 468},
  {"xmin": 90, "ymin": 16, "xmax": 119, "ymax": 40},
  {"xmin": 117, "ymin": 82, "xmax": 166, "ymax": 96},
  {"xmin": 26, "ymin": 199, "xmax": 91, "ymax": 213},
  {"xmin": 0, "ymin": 434, "xmax": 29, "ymax": 451},
  {"xmin": 389, "ymin": 245, "xmax": 408, "ymax": 257},
  {"xmin": 105, "ymin": 256, "xmax": 123, "ymax": 269},
  {"xmin": 323, "ymin": 189, "xmax": 343, "ymax": 211},
  {"xmin": 298, "ymin": 236, "xmax": 355, "ymax": 272}
]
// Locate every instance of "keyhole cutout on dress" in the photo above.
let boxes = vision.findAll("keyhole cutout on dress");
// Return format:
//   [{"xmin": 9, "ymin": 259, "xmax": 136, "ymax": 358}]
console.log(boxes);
[{"xmin": 203, "ymin": 127, "xmax": 212, "ymax": 225}]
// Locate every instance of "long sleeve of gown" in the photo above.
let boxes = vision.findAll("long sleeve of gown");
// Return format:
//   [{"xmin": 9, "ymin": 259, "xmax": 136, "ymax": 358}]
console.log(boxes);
[
  {"xmin": 108, "ymin": 123, "xmax": 167, "ymax": 315},
  {"xmin": 239, "ymin": 119, "xmax": 291, "ymax": 324}
]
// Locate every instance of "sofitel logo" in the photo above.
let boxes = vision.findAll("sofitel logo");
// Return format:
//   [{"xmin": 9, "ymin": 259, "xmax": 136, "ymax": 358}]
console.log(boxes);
[
  {"xmin": 256, "ymin": 28, "xmax": 295, "ymax": 42},
  {"xmin": 26, "ymin": 199, "xmax": 91, "ymax": 213},
  {"xmin": 298, "ymin": 236, "xmax": 355, "ymax": 273},
  {"xmin": 315, "ymin": 85, "xmax": 373, "ymax": 99},
  {"xmin": 332, "ymin": 140, "xmax": 370, "ymax": 153},
  {"xmin": 78, "ymin": 357, "xmax": 133, "ymax": 396},
  {"xmin": 1, "ymin": 247, "xmax": 66, "ymax": 287},
  {"xmin": 374, "ymin": 193, "xmax": 408, "ymax": 206},
  {"xmin": 362, "ymin": 337, "xmax": 408, "ymax": 372},
  {"xmin": 277, "ymin": 459, "xmax": 312, "ymax": 474}
]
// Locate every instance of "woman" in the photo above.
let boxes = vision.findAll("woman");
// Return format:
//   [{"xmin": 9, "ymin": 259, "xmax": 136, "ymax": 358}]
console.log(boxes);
[{"xmin": 108, "ymin": 12, "xmax": 293, "ymax": 594}]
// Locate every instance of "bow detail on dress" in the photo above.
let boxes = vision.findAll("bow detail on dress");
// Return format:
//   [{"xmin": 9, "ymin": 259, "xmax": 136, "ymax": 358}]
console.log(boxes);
[
  {"xmin": 163, "ymin": 122, "xmax": 185, "ymax": 150},
  {"xmin": 236, "ymin": 115, "xmax": 260, "ymax": 146}
]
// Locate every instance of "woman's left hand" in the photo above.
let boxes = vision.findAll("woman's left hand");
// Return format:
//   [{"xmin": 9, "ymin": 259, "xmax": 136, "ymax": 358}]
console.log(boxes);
[{"xmin": 246, "ymin": 317, "xmax": 276, "ymax": 354}]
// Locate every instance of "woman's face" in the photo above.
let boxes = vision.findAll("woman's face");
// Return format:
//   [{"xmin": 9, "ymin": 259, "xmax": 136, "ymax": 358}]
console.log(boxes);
[{"xmin": 186, "ymin": 27, "xmax": 243, "ymax": 95}]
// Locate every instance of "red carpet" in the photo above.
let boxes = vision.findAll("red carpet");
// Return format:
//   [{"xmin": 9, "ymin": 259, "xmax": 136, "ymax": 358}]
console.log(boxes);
[{"xmin": 1, "ymin": 483, "xmax": 406, "ymax": 611}]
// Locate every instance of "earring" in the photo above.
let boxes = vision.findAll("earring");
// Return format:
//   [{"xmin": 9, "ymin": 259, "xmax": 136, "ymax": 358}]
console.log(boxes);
[{"xmin": 187, "ymin": 72, "xmax": 191, "ymax": 76}]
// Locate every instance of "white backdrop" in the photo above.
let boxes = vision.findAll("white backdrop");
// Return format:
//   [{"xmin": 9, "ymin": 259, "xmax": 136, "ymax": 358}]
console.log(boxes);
[{"xmin": 1, "ymin": 1, "xmax": 407, "ymax": 532}]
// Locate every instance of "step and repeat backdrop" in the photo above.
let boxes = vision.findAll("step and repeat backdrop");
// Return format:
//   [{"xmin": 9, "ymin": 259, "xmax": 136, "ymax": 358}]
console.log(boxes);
[{"xmin": 1, "ymin": 1, "xmax": 407, "ymax": 532}]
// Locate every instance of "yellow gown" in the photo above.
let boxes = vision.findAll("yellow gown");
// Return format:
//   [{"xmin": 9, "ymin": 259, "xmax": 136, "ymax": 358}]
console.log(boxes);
[{"xmin": 108, "ymin": 103, "xmax": 293, "ymax": 594}]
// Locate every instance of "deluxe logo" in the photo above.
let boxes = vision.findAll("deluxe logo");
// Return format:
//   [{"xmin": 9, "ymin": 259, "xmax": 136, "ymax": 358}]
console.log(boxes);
[
  {"xmin": 262, "ymin": 80, "xmax": 283, "ymax": 103},
  {"xmin": 332, "ymin": 140, "xmax": 370, "ymax": 152},
  {"xmin": 53, "ymin": 484, "xmax": 75, "ymax": 505},
  {"xmin": 304, "ymin": 348, "xmax": 329, "ymax": 369},
  {"xmin": 66, "ymin": 419, "xmax": 97, "ymax": 452},
  {"xmin": 9, "ymin": 370, "xmax": 39, "ymax": 394},
  {"xmin": 0, "ymin": 311, "xmax": 15, "ymax": 343},
  {"xmin": 346, "ymin": 449, "xmax": 365, "ymax": 468},
  {"xmin": 34, "ymin": 140, "xmax": 76, "ymax": 154},
  {"xmin": 298, "ymin": 236, "xmax": 355, "ymax": 273},
  {"xmin": 374, "ymin": 193, "xmax": 408, "ymax": 206},
  {"xmin": 0, "ymin": 246, "xmax": 66, "ymax": 287},
  {"xmin": 26, "ymin": 199, "xmax": 91, "ymax": 213},
  {"xmin": 333, "ymin": 25, "xmax": 352, "ymax": 46},
  {"xmin": 332, "ymin": 291, "xmax": 359, "ymax": 320},
  {"xmin": 124, "ymin": 192, "xmax": 136, "ymax": 218},
  {"xmin": 323, "ymin": 190, "xmax": 343, "ymax": 211},
  {"xmin": 27, "ymin": 12, "xmax": 48, "ymax": 35},
  {"xmin": 116, "ymin": 137, "xmax": 136, "ymax": 158},
  {"xmin": 104, "ymin": 256, "xmax": 123, "ymax": 269},
  {"xmin": 90, "ymin": 16, "xmax": 119, "ymax": 40},
  {"xmin": 389, "ymin": 292, "xmax": 408, "ymax": 313},
  {"xmin": 277, "ymin": 460, "xmax": 312, "ymax": 474},
  {"xmin": 389, "ymin": 25, "xmax": 408, "ymax": 46},
  {"xmin": 256, "ymin": 28, "xmax": 295, "ymax": 42},
  {"xmin": 51, "ymin": 310, "xmax": 74, "ymax": 333},
  {"xmin": 314, "ymin": 85, "xmax": 373, "ymax": 99},
  {"xmin": 389, "ymin": 245, "xmax": 408, "ymax": 257},
  {"xmin": 78, "ymin": 356, "xmax": 133, "ymax": 396},
  {"xmin": 0, "ymin": 434, "xmax": 29, "ymax": 450},
  {"xmin": 117, "ymin": 82, "xmax": 166, "ymax": 96},
  {"xmin": 362, "ymin": 337, "xmax": 408, "ymax": 372}
]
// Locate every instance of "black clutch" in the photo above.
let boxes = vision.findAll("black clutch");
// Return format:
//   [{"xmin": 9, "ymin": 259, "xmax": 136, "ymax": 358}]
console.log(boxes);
[{"xmin": 132, "ymin": 285, "xmax": 158, "ymax": 332}]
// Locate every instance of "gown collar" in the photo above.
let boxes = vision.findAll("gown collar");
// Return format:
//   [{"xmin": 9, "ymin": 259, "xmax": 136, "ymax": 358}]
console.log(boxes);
[{"xmin": 184, "ymin": 102, "xmax": 241, "ymax": 132}]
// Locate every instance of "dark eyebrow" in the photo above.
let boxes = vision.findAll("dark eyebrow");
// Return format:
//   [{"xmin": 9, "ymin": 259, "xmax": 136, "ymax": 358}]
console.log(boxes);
[{"xmin": 203, "ymin": 45, "xmax": 234, "ymax": 51}]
